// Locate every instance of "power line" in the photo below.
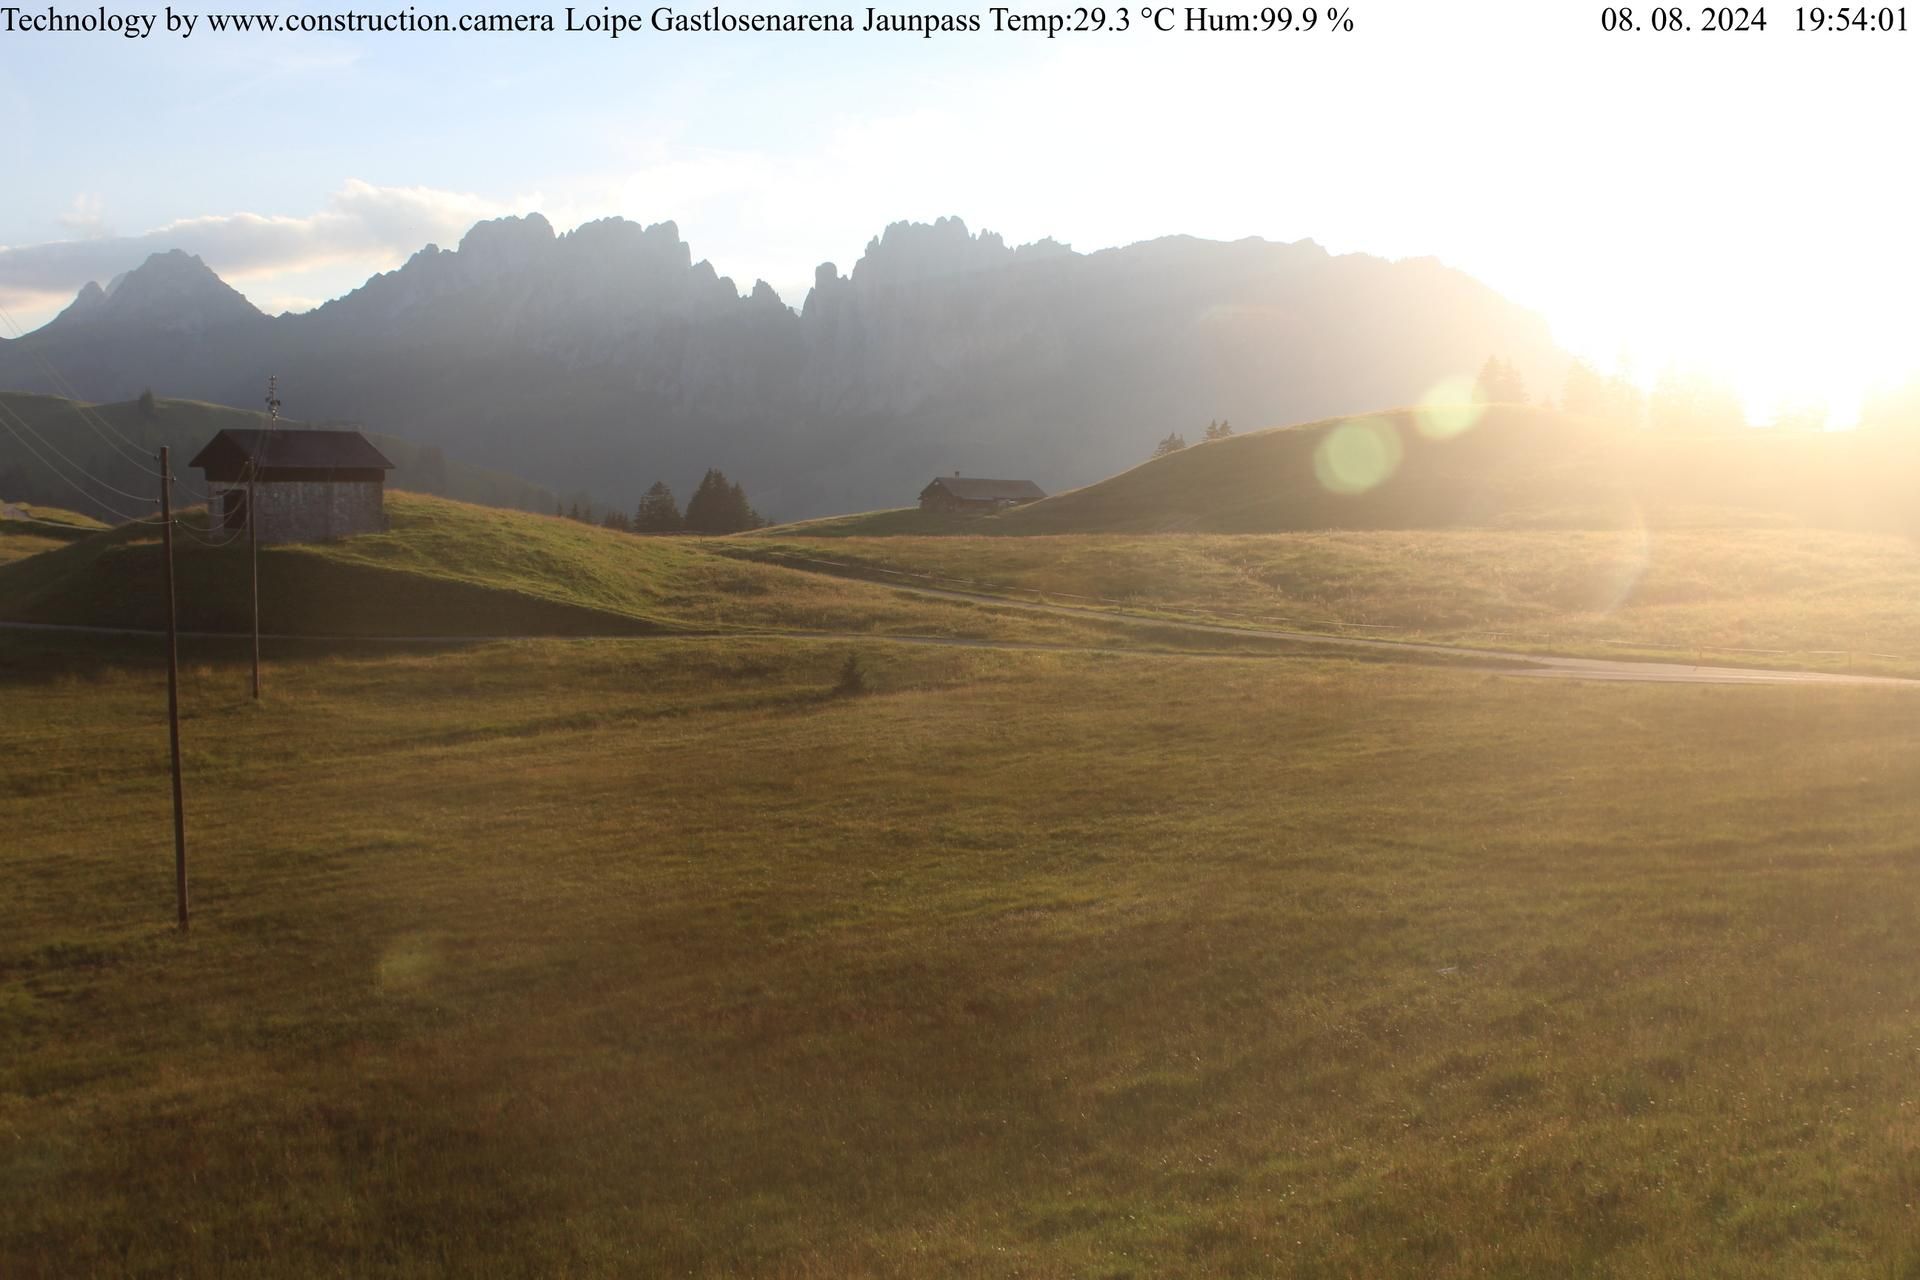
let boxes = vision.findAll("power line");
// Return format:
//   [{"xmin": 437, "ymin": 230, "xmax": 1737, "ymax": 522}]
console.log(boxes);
[
  {"xmin": 0, "ymin": 302, "xmax": 267, "ymax": 511},
  {"xmin": 0, "ymin": 509, "xmax": 111, "ymax": 533},
  {"xmin": 28, "ymin": 364, "xmax": 165, "ymax": 479},
  {"xmin": 173, "ymin": 521, "xmax": 248, "ymax": 549},
  {"xmin": 0, "ymin": 382, "xmax": 224, "ymax": 528},
  {"xmin": 0, "ymin": 405, "xmax": 168, "ymax": 525},
  {"xmin": 172, "ymin": 522, "xmax": 246, "ymax": 549},
  {"xmin": 0, "ymin": 398, "xmax": 169, "ymax": 505},
  {"xmin": 0, "ymin": 302, "xmax": 167, "ymax": 479}
]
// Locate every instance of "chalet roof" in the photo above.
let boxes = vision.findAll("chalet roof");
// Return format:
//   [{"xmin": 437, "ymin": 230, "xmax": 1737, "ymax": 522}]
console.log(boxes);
[
  {"xmin": 922, "ymin": 476, "xmax": 1046, "ymax": 502},
  {"xmin": 189, "ymin": 428, "xmax": 394, "ymax": 473}
]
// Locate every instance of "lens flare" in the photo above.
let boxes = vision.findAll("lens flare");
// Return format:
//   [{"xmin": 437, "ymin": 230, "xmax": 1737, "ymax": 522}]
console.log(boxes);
[
  {"xmin": 1416, "ymin": 376, "xmax": 1485, "ymax": 440},
  {"xmin": 1588, "ymin": 507, "xmax": 1652, "ymax": 616},
  {"xmin": 377, "ymin": 932, "xmax": 440, "ymax": 993},
  {"xmin": 1314, "ymin": 417, "xmax": 1404, "ymax": 495}
]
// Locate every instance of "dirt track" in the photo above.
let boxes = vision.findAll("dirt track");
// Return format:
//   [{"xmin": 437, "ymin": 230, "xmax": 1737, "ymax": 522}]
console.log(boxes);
[{"xmin": 4, "ymin": 596, "xmax": 1912, "ymax": 687}]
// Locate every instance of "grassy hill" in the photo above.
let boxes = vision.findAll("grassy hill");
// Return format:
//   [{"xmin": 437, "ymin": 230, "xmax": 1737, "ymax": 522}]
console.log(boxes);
[
  {"xmin": 737, "ymin": 524, "xmax": 1920, "ymax": 671},
  {"xmin": 0, "ymin": 391, "xmax": 559, "ymax": 520},
  {"xmin": 11, "ymin": 631, "xmax": 1920, "ymax": 1275},
  {"xmin": 772, "ymin": 405, "xmax": 1920, "ymax": 537},
  {"xmin": 0, "ymin": 501, "xmax": 105, "ymax": 567},
  {"xmin": 0, "ymin": 490, "xmax": 1132, "ymax": 643},
  {"xmin": 738, "ymin": 408, "xmax": 1920, "ymax": 671}
]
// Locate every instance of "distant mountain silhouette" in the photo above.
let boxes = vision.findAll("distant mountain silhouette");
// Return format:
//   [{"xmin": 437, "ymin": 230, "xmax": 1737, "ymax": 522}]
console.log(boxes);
[{"xmin": 0, "ymin": 214, "xmax": 1568, "ymax": 518}]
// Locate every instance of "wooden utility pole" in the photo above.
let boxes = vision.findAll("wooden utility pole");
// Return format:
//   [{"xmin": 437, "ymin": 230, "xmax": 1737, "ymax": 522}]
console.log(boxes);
[
  {"xmin": 159, "ymin": 446, "xmax": 188, "ymax": 930},
  {"xmin": 248, "ymin": 464, "xmax": 259, "ymax": 700},
  {"xmin": 251, "ymin": 376, "xmax": 278, "ymax": 701}
]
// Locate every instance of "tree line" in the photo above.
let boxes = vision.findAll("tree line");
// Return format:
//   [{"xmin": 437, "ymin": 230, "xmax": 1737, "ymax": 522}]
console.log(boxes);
[
  {"xmin": 1139, "ymin": 357, "xmax": 1866, "ymax": 452},
  {"xmin": 1152, "ymin": 418, "xmax": 1234, "ymax": 458},
  {"xmin": 557, "ymin": 467, "xmax": 768, "ymax": 535}
]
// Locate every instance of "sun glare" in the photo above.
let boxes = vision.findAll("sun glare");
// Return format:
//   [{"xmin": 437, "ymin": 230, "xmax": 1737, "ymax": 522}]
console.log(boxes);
[
  {"xmin": 1537, "ymin": 241, "xmax": 1918, "ymax": 431},
  {"xmin": 1314, "ymin": 417, "xmax": 1404, "ymax": 495},
  {"xmin": 1416, "ymin": 378, "xmax": 1484, "ymax": 439}
]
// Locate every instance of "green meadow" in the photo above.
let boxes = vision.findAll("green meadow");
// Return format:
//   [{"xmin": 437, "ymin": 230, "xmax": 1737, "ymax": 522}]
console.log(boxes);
[
  {"xmin": 0, "ymin": 502, "xmax": 104, "ymax": 568},
  {"xmin": 739, "ymin": 524, "xmax": 1920, "ymax": 671},
  {"xmin": 0, "ymin": 492, "xmax": 1131, "ymax": 647},
  {"xmin": 743, "ymin": 407, "xmax": 1920, "ymax": 675},
  {"xmin": 7, "ymin": 630, "xmax": 1920, "ymax": 1277},
  {"xmin": 11, "ymin": 412, "xmax": 1920, "ymax": 1275}
]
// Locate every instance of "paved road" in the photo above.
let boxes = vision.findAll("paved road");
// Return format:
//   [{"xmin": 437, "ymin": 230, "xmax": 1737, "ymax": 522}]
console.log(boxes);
[{"xmin": 3, "ymin": 603, "xmax": 1912, "ymax": 688}]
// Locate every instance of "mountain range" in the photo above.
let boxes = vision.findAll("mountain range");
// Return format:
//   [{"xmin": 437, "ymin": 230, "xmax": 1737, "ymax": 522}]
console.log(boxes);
[{"xmin": 0, "ymin": 214, "xmax": 1567, "ymax": 519}]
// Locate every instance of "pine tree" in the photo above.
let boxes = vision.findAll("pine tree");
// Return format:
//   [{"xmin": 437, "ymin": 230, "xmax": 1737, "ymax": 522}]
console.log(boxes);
[
  {"xmin": 1152, "ymin": 431, "xmax": 1188, "ymax": 458},
  {"xmin": 1204, "ymin": 419, "xmax": 1234, "ymax": 441},
  {"xmin": 137, "ymin": 388, "xmax": 157, "ymax": 420},
  {"xmin": 685, "ymin": 469, "xmax": 760, "ymax": 534},
  {"xmin": 1600, "ymin": 369, "xmax": 1646, "ymax": 429},
  {"xmin": 634, "ymin": 480, "xmax": 684, "ymax": 533},
  {"xmin": 1649, "ymin": 367, "xmax": 1745, "ymax": 435},
  {"xmin": 1561, "ymin": 360, "xmax": 1604, "ymax": 418},
  {"xmin": 1475, "ymin": 356, "xmax": 1528, "ymax": 405}
]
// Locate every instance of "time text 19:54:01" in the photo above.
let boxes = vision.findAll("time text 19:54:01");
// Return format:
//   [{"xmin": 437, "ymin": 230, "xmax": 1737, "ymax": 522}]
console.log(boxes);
[{"xmin": 1599, "ymin": 6, "xmax": 1907, "ymax": 29}]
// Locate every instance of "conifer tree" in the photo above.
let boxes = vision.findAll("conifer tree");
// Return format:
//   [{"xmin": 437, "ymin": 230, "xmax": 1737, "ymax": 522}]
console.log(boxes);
[
  {"xmin": 1475, "ymin": 356, "xmax": 1528, "ymax": 404},
  {"xmin": 1561, "ymin": 360, "xmax": 1604, "ymax": 417},
  {"xmin": 685, "ymin": 469, "xmax": 760, "ymax": 533},
  {"xmin": 634, "ymin": 480, "xmax": 684, "ymax": 533}
]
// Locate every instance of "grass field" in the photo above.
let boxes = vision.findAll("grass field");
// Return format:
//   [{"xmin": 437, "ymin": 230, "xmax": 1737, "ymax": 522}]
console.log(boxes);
[
  {"xmin": 0, "ymin": 501, "xmax": 106, "ymax": 567},
  {"xmin": 738, "ymin": 407, "xmax": 1920, "ymax": 674},
  {"xmin": 0, "ymin": 491, "xmax": 1153, "ymax": 647},
  {"xmin": 736, "ymin": 525, "xmax": 1920, "ymax": 672},
  {"xmin": 8, "ymin": 631, "xmax": 1920, "ymax": 1276}
]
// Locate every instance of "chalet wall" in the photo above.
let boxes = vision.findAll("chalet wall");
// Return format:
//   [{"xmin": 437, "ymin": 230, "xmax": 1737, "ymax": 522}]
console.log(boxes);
[{"xmin": 210, "ymin": 479, "xmax": 388, "ymax": 545}]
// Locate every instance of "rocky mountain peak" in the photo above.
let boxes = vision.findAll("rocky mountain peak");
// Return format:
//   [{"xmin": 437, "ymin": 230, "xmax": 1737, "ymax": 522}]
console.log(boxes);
[
  {"xmin": 848, "ymin": 216, "xmax": 1026, "ymax": 289},
  {"xmin": 55, "ymin": 249, "xmax": 261, "ymax": 332},
  {"xmin": 454, "ymin": 212, "xmax": 557, "ymax": 268},
  {"xmin": 50, "ymin": 280, "xmax": 109, "ymax": 327}
]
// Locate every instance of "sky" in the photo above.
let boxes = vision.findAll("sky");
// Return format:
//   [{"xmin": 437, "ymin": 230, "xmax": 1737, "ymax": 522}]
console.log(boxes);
[{"xmin": 4, "ymin": 0, "xmax": 1918, "ymax": 423}]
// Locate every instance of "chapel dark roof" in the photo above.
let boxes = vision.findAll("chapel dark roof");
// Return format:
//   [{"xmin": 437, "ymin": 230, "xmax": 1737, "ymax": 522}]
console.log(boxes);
[
  {"xmin": 922, "ymin": 476, "xmax": 1047, "ymax": 502},
  {"xmin": 189, "ymin": 428, "xmax": 394, "ymax": 473}
]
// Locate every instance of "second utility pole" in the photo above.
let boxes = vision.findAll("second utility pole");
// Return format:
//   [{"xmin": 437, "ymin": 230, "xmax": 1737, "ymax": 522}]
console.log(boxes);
[
  {"xmin": 159, "ymin": 446, "xmax": 188, "ymax": 930},
  {"xmin": 252, "ymin": 376, "xmax": 278, "ymax": 701}
]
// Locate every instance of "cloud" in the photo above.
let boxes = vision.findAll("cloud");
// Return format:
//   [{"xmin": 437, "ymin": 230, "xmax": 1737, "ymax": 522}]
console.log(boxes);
[
  {"xmin": 56, "ymin": 194, "xmax": 111, "ymax": 239},
  {"xmin": 0, "ymin": 179, "xmax": 513, "ymax": 302},
  {"xmin": 255, "ymin": 295, "xmax": 326, "ymax": 316}
]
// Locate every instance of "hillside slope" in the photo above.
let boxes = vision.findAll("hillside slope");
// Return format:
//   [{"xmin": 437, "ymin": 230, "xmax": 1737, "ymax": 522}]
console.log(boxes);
[
  {"xmin": 0, "ymin": 491, "xmax": 1103, "ymax": 641},
  {"xmin": 736, "ymin": 524, "xmax": 1920, "ymax": 672},
  {"xmin": 906, "ymin": 406, "xmax": 1920, "ymax": 536},
  {"xmin": 0, "ymin": 392, "xmax": 558, "ymax": 522},
  {"xmin": 0, "ymin": 501, "xmax": 106, "ymax": 567}
]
